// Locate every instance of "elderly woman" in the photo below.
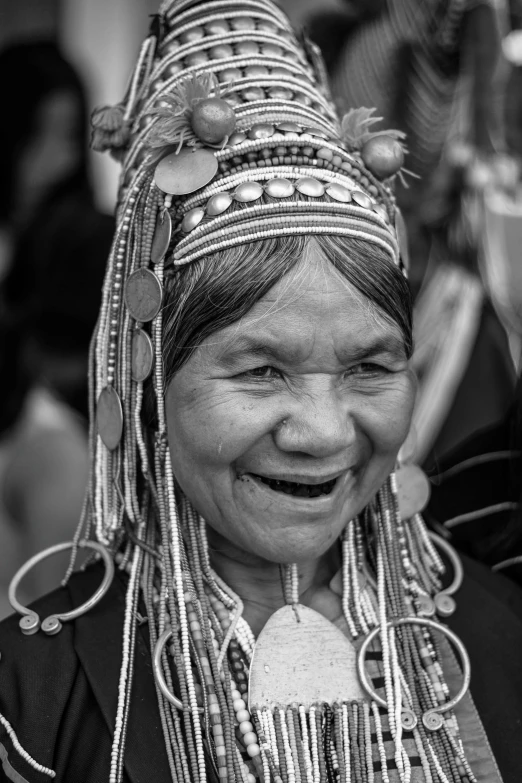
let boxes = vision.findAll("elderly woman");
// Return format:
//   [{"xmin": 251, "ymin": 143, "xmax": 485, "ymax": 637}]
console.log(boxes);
[{"xmin": 0, "ymin": 1, "xmax": 521, "ymax": 782}]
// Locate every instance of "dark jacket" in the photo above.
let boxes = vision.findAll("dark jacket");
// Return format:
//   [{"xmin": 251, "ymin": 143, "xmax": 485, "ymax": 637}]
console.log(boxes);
[{"xmin": 0, "ymin": 558, "xmax": 521, "ymax": 783}]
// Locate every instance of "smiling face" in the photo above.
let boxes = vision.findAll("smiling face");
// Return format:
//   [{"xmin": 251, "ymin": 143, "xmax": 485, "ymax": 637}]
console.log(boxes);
[{"xmin": 166, "ymin": 246, "xmax": 415, "ymax": 564}]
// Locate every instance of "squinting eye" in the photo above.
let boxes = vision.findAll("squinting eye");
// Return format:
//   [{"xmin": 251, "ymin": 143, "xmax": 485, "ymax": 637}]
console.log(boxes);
[
  {"xmin": 347, "ymin": 363, "xmax": 388, "ymax": 376},
  {"xmin": 243, "ymin": 366, "xmax": 280, "ymax": 380}
]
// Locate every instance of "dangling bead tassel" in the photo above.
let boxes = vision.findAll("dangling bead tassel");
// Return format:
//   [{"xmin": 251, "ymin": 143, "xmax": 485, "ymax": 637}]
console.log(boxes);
[
  {"xmin": 285, "ymin": 563, "xmax": 299, "ymax": 607},
  {"xmin": 342, "ymin": 527, "xmax": 359, "ymax": 638},
  {"xmin": 165, "ymin": 462, "xmax": 206, "ymax": 783},
  {"xmin": 109, "ymin": 539, "xmax": 144, "ymax": 783}
]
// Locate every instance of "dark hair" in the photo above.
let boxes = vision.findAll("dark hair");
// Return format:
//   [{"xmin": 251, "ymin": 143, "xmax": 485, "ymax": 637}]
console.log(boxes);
[{"xmin": 162, "ymin": 232, "xmax": 412, "ymax": 384}]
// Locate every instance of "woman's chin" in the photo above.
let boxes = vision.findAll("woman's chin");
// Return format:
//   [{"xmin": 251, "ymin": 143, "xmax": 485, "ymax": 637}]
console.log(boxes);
[{"xmin": 235, "ymin": 520, "xmax": 343, "ymax": 565}]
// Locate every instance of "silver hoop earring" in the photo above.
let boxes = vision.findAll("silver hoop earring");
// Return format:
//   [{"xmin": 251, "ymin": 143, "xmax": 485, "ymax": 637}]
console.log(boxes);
[
  {"xmin": 9, "ymin": 540, "xmax": 114, "ymax": 636},
  {"xmin": 153, "ymin": 628, "xmax": 204, "ymax": 712},
  {"xmin": 357, "ymin": 616, "xmax": 471, "ymax": 731}
]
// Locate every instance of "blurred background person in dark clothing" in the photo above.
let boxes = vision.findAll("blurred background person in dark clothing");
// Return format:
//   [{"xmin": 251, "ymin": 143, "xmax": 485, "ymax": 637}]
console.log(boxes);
[
  {"xmin": 0, "ymin": 42, "xmax": 113, "ymax": 617},
  {"xmin": 0, "ymin": 41, "xmax": 113, "ymax": 419}
]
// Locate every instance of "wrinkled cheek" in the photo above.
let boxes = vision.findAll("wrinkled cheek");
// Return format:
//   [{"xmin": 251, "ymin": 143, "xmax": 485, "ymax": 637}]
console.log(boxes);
[
  {"xmin": 362, "ymin": 391, "xmax": 415, "ymax": 459},
  {"xmin": 171, "ymin": 419, "xmax": 247, "ymax": 471}
]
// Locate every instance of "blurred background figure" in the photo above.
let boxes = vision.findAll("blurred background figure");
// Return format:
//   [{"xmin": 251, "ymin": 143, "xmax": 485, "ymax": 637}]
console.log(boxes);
[
  {"xmin": 0, "ymin": 42, "xmax": 114, "ymax": 416},
  {"xmin": 0, "ymin": 42, "xmax": 113, "ymax": 617},
  {"xmin": 0, "ymin": 0, "xmax": 158, "ymax": 618}
]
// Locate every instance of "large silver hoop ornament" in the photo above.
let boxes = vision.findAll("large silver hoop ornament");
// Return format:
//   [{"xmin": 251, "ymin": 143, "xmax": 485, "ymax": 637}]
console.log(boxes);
[
  {"xmin": 357, "ymin": 617, "xmax": 471, "ymax": 731},
  {"xmin": 429, "ymin": 533, "xmax": 463, "ymax": 617},
  {"xmin": 153, "ymin": 628, "xmax": 204, "ymax": 713},
  {"xmin": 8, "ymin": 540, "xmax": 114, "ymax": 636}
]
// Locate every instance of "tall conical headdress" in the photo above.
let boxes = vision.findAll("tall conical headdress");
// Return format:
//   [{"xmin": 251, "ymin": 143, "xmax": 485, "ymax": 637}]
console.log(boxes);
[{"xmin": 92, "ymin": 0, "xmax": 406, "ymax": 271}]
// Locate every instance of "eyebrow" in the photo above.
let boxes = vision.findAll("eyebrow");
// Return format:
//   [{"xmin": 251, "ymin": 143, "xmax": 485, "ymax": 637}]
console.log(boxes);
[{"xmin": 218, "ymin": 333, "xmax": 407, "ymax": 367}]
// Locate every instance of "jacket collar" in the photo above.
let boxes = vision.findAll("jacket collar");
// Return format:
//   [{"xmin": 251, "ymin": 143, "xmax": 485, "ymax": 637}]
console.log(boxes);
[{"xmin": 68, "ymin": 565, "xmax": 173, "ymax": 783}]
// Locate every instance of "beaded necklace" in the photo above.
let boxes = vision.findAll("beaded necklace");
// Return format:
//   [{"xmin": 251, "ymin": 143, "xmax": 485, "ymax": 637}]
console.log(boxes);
[{"xmin": 109, "ymin": 481, "xmax": 474, "ymax": 783}]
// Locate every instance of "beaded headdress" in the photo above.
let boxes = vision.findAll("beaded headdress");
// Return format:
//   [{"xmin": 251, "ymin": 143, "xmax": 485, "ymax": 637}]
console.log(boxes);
[{"xmin": 68, "ymin": 1, "xmax": 476, "ymax": 782}]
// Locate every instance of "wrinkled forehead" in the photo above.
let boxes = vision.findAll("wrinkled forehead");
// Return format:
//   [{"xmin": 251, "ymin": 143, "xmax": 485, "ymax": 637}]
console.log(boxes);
[{"xmin": 190, "ymin": 255, "xmax": 406, "ymax": 367}]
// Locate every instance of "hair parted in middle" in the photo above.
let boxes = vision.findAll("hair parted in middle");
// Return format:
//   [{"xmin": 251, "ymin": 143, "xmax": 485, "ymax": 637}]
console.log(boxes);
[{"xmin": 161, "ymin": 231, "xmax": 413, "ymax": 381}]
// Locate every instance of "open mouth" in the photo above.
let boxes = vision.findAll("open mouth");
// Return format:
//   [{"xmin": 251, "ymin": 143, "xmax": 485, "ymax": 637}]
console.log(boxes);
[{"xmin": 250, "ymin": 473, "xmax": 338, "ymax": 498}]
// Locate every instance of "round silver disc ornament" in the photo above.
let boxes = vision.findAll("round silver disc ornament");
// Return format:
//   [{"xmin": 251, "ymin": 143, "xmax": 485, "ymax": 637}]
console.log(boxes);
[
  {"xmin": 295, "ymin": 177, "xmax": 325, "ymax": 197},
  {"xmin": 124, "ymin": 268, "xmax": 163, "ymax": 323},
  {"xmin": 181, "ymin": 207, "xmax": 205, "ymax": 233},
  {"xmin": 154, "ymin": 148, "xmax": 218, "ymax": 196},
  {"xmin": 206, "ymin": 192, "xmax": 233, "ymax": 216},
  {"xmin": 233, "ymin": 182, "xmax": 264, "ymax": 203},
  {"xmin": 265, "ymin": 178, "xmax": 295, "ymax": 198},
  {"xmin": 395, "ymin": 463, "xmax": 431, "ymax": 518},
  {"xmin": 131, "ymin": 329, "xmax": 154, "ymax": 383},
  {"xmin": 352, "ymin": 191, "xmax": 373, "ymax": 209},
  {"xmin": 326, "ymin": 183, "xmax": 352, "ymax": 203},
  {"xmin": 373, "ymin": 203, "xmax": 390, "ymax": 223},
  {"xmin": 276, "ymin": 122, "xmax": 301, "ymax": 134},
  {"xmin": 395, "ymin": 208, "xmax": 410, "ymax": 269},
  {"xmin": 97, "ymin": 386, "xmax": 123, "ymax": 450},
  {"xmin": 248, "ymin": 123, "xmax": 275, "ymax": 140},
  {"xmin": 302, "ymin": 126, "xmax": 329, "ymax": 139},
  {"xmin": 227, "ymin": 131, "xmax": 247, "ymax": 146},
  {"xmin": 151, "ymin": 211, "xmax": 172, "ymax": 264}
]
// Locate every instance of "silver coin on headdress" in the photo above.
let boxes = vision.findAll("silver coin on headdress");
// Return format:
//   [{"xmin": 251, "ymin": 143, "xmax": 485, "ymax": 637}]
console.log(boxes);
[{"xmin": 124, "ymin": 269, "xmax": 163, "ymax": 323}]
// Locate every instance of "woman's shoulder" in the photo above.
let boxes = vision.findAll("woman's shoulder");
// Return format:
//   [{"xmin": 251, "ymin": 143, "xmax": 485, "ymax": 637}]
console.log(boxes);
[
  {"xmin": 0, "ymin": 563, "xmax": 172, "ymax": 782},
  {"xmin": 447, "ymin": 553, "xmax": 522, "ymax": 782},
  {"xmin": 0, "ymin": 566, "xmax": 113, "ymax": 782}
]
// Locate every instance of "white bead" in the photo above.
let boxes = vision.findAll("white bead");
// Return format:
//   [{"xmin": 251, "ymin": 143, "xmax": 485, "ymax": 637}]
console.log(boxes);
[
  {"xmin": 233, "ymin": 699, "xmax": 246, "ymax": 712},
  {"xmin": 243, "ymin": 732, "xmax": 257, "ymax": 746}
]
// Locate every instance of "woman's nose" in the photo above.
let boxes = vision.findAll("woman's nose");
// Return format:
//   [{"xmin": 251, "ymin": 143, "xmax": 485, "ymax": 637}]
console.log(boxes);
[{"xmin": 273, "ymin": 389, "xmax": 357, "ymax": 459}]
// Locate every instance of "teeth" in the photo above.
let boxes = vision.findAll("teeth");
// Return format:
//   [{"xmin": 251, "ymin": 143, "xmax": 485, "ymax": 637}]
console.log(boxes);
[{"xmin": 254, "ymin": 474, "xmax": 337, "ymax": 498}]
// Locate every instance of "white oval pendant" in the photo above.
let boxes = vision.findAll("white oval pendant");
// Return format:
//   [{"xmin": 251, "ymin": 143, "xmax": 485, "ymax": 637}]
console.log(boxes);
[{"xmin": 248, "ymin": 604, "xmax": 366, "ymax": 711}]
